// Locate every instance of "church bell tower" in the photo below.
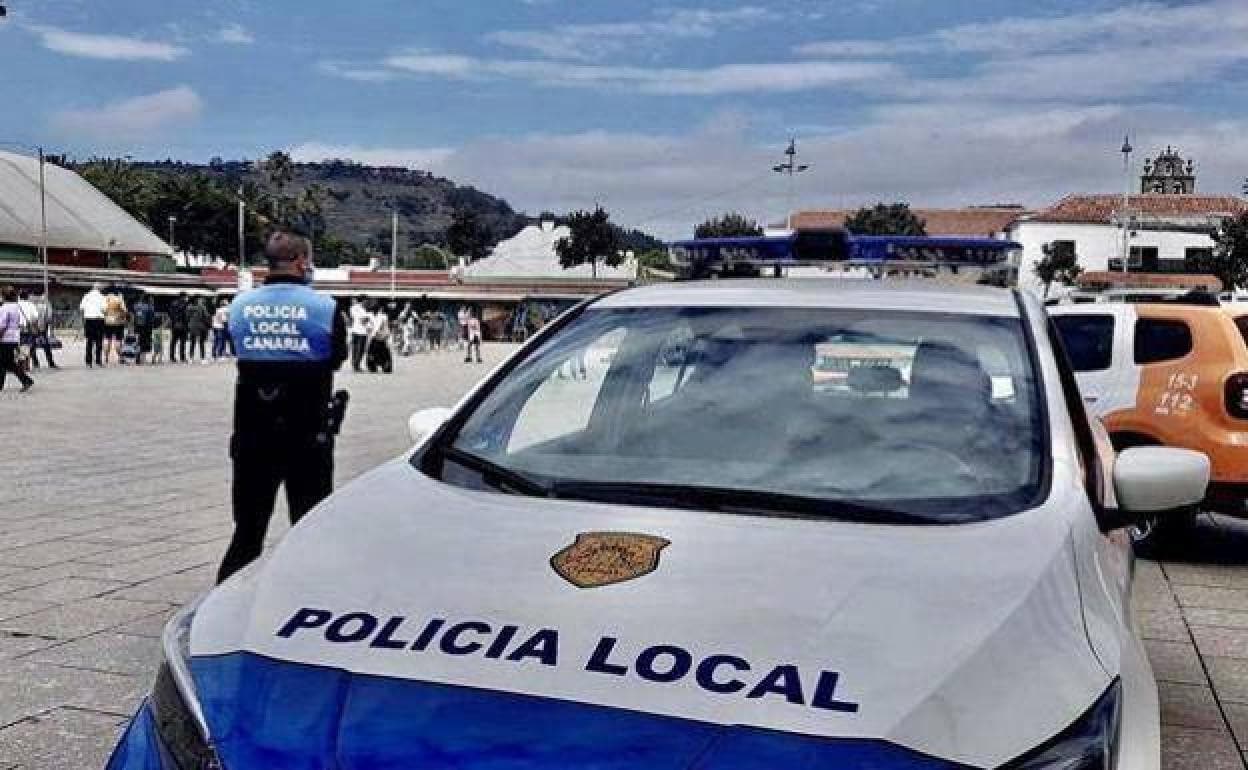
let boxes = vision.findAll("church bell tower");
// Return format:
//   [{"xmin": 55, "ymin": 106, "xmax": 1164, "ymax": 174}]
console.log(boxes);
[{"xmin": 1141, "ymin": 146, "xmax": 1196, "ymax": 194}]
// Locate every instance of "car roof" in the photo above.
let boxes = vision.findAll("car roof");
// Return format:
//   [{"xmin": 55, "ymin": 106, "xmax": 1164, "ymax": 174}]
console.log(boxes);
[
  {"xmin": 1048, "ymin": 300, "xmax": 1227, "ymax": 316},
  {"xmin": 593, "ymin": 279, "xmax": 1021, "ymax": 317}
]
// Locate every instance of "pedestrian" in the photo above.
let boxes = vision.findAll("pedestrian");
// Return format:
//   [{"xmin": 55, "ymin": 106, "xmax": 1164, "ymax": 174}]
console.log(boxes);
[
  {"xmin": 22, "ymin": 289, "xmax": 58, "ymax": 369},
  {"xmin": 429, "ymin": 308, "xmax": 445, "ymax": 350},
  {"xmin": 348, "ymin": 295, "xmax": 371, "ymax": 372},
  {"xmin": 366, "ymin": 301, "xmax": 393, "ymax": 373},
  {"xmin": 168, "ymin": 292, "xmax": 190, "ymax": 363},
  {"xmin": 188, "ymin": 297, "xmax": 212, "ymax": 363},
  {"xmin": 131, "ymin": 293, "xmax": 156, "ymax": 366},
  {"xmin": 0, "ymin": 286, "xmax": 34, "ymax": 392},
  {"xmin": 102, "ymin": 287, "xmax": 128, "ymax": 365},
  {"xmin": 464, "ymin": 307, "xmax": 483, "ymax": 363},
  {"xmin": 79, "ymin": 282, "xmax": 106, "ymax": 368},
  {"xmin": 217, "ymin": 231, "xmax": 347, "ymax": 583},
  {"xmin": 150, "ymin": 315, "xmax": 167, "ymax": 364},
  {"xmin": 457, "ymin": 305, "xmax": 470, "ymax": 350},
  {"xmin": 211, "ymin": 298, "xmax": 231, "ymax": 360}
]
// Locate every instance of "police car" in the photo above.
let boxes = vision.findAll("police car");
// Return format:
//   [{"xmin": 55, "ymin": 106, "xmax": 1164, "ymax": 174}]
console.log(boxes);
[{"xmin": 108, "ymin": 277, "xmax": 1210, "ymax": 770}]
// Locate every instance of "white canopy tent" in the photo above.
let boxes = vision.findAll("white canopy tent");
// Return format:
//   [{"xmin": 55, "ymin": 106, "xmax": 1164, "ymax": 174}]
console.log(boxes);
[{"xmin": 0, "ymin": 151, "xmax": 171, "ymax": 255}]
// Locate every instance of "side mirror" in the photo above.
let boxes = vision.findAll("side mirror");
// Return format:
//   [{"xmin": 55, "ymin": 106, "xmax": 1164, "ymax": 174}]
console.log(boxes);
[
  {"xmin": 408, "ymin": 407, "xmax": 452, "ymax": 446},
  {"xmin": 1113, "ymin": 446, "xmax": 1209, "ymax": 516}
]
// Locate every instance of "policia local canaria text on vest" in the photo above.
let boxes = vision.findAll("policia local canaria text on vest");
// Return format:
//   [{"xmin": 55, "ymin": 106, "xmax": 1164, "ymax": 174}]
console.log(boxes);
[{"xmin": 218, "ymin": 232, "xmax": 349, "ymax": 584}]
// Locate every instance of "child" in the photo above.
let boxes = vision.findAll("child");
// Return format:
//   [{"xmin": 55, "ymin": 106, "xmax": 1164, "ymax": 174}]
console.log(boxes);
[{"xmin": 150, "ymin": 317, "xmax": 167, "ymax": 364}]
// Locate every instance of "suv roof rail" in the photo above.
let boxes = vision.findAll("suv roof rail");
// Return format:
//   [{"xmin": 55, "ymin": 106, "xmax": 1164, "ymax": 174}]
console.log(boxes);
[{"xmin": 1144, "ymin": 289, "xmax": 1222, "ymax": 307}]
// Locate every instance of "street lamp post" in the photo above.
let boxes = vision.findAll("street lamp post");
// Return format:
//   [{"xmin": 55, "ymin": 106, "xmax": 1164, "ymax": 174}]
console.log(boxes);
[
  {"xmin": 1120, "ymin": 135, "xmax": 1133, "ymax": 274},
  {"xmin": 390, "ymin": 207, "xmax": 398, "ymax": 299},
  {"xmin": 0, "ymin": 142, "xmax": 53, "ymax": 305},
  {"xmin": 772, "ymin": 138, "xmax": 810, "ymax": 230},
  {"xmin": 37, "ymin": 148, "xmax": 49, "ymax": 303}
]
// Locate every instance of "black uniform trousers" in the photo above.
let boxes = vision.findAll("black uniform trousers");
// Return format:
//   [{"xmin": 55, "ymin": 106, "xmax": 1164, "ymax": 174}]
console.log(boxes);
[{"xmin": 217, "ymin": 431, "xmax": 333, "ymax": 583}]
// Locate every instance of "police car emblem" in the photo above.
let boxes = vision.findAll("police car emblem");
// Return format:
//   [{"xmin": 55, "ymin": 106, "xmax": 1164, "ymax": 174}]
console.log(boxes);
[{"xmin": 551, "ymin": 532, "xmax": 670, "ymax": 588}]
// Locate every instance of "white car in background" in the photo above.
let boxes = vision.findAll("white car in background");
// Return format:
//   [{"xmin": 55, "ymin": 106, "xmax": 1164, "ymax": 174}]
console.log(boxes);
[{"xmin": 108, "ymin": 280, "xmax": 1208, "ymax": 770}]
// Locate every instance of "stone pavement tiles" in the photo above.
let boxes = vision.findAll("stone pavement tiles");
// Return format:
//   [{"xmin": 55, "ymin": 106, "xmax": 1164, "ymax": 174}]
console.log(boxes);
[
  {"xmin": 0, "ymin": 342, "xmax": 502, "ymax": 768},
  {"xmin": 4, "ymin": 342, "xmax": 1248, "ymax": 768}
]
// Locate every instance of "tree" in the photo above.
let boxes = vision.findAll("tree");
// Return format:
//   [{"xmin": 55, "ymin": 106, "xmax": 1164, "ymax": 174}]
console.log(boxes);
[
  {"xmin": 406, "ymin": 244, "xmax": 453, "ymax": 269},
  {"xmin": 445, "ymin": 209, "xmax": 493, "ymax": 261},
  {"xmin": 1191, "ymin": 211, "xmax": 1248, "ymax": 291},
  {"xmin": 695, "ymin": 212, "xmax": 763, "ymax": 239},
  {"xmin": 843, "ymin": 203, "xmax": 927, "ymax": 236},
  {"xmin": 1032, "ymin": 241, "xmax": 1083, "ymax": 298},
  {"xmin": 555, "ymin": 206, "xmax": 623, "ymax": 279},
  {"xmin": 263, "ymin": 150, "xmax": 294, "ymax": 194}
]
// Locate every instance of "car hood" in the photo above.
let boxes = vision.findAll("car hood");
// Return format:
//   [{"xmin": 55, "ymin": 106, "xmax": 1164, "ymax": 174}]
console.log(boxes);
[{"xmin": 190, "ymin": 459, "xmax": 1111, "ymax": 769}]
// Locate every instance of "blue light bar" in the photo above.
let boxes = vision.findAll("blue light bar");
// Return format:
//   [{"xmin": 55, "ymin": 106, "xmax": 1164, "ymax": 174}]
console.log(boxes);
[{"xmin": 667, "ymin": 233, "xmax": 1018, "ymax": 272}]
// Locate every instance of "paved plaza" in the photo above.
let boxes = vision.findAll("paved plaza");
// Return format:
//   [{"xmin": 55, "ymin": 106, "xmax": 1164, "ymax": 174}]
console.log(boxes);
[{"xmin": 3, "ymin": 342, "xmax": 1248, "ymax": 768}]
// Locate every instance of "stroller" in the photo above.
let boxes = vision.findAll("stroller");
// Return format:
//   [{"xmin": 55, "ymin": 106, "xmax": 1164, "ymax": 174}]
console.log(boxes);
[{"xmin": 120, "ymin": 329, "xmax": 141, "ymax": 364}]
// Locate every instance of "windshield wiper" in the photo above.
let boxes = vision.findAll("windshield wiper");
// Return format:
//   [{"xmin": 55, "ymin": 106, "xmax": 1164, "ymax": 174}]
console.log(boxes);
[
  {"xmin": 441, "ymin": 446, "xmax": 552, "ymax": 498},
  {"xmin": 548, "ymin": 481, "xmax": 929, "ymax": 525}
]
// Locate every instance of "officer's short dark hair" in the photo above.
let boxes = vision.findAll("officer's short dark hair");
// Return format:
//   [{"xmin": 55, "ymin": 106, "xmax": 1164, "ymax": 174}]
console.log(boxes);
[{"xmin": 266, "ymin": 231, "xmax": 310, "ymax": 266}]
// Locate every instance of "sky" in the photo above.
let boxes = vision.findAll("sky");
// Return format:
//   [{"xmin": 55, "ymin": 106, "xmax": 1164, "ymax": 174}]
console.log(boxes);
[{"xmin": 3, "ymin": 0, "xmax": 1248, "ymax": 238}]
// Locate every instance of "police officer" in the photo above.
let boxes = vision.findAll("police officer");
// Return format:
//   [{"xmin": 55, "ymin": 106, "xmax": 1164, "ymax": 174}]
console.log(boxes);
[{"xmin": 217, "ymin": 231, "xmax": 347, "ymax": 583}]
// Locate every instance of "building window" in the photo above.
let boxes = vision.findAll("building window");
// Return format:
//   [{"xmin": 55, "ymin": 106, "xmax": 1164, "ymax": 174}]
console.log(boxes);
[{"xmin": 1185, "ymin": 247, "xmax": 1212, "ymax": 263}]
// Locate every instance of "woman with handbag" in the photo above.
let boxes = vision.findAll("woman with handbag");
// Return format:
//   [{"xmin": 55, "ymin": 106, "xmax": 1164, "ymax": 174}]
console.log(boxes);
[{"xmin": 0, "ymin": 286, "xmax": 35, "ymax": 392}]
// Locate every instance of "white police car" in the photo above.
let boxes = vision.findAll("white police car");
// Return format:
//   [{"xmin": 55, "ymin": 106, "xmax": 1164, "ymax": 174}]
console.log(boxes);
[{"xmin": 108, "ymin": 279, "xmax": 1210, "ymax": 770}]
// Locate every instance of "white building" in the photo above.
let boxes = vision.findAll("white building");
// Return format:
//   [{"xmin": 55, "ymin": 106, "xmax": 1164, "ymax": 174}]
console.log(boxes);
[
  {"xmin": 464, "ymin": 219, "xmax": 635, "ymax": 281},
  {"xmin": 1012, "ymin": 193, "xmax": 1245, "ymax": 295},
  {"xmin": 1012, "ymin": 147, "xmax": 1246, "ymax": 294}
]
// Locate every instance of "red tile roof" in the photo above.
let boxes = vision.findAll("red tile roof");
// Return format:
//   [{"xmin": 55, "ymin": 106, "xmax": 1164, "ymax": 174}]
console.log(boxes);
[
  {"xmin": 791, "ymin": 207, "xmax": 1026, "ymax": 237},
  {"xmin": 1032, "ymin": 194, "xmax": 1247, "ymax": 224},
  {"xmin": 1077, "ymin": 271, "xmax": 1223, "ymax": 291}
]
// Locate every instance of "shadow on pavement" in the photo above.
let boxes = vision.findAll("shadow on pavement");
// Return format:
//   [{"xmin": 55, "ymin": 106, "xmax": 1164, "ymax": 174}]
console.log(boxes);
[{"xmin": 1147, "ymin": 513, "xmax": 1248, "ymax": 565}]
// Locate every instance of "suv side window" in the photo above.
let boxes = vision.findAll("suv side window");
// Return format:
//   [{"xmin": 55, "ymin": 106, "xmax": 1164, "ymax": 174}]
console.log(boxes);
[
  {"xmin": 1051, "ymin": 315, "xmax": 1114, "ymax": 372},
  {"xmin": 1134, "ymin": 319, "xmax": 1193, "ymax": 364}
]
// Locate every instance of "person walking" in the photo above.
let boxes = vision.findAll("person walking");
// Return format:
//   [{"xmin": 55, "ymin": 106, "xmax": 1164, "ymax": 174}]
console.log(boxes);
[
  {"xmin": 187, "ymin": 297, "xmax": 212, "ymax": 363},
  {"xmin": 24, "ymin": 289, "xmax": 58, "ymax": 369},
  {"xmin": 79, "ymin": 283, "xmax": 106, "ymax": 368},
  {"xmin": 365, "ymin": 301, "xmax": 393, "ymax": 373},
  {"xmin": 348, "ymin": 295, "xmax": 371, "ymax": 372},
  {"xmin": 102, "ymin": 287, "xmax": 128, "ymax": 365},
  {"xmin": 211, "ymin": 298, "xmax": 231, "ymax": 360},
  {"xmin": 0, "ymin": 286, "xmax": 34, "ymax": 392},
  {"xmin": 168, "ymin": 292, "xmax": 190, "ymax": 364},
  {"xmin": 464, "ymin": 307, "xmax": 483, "ymax": 363},
  {"xmin": 457, "ymin": 305, "xmax": 470, "ymax": 351},
  {"xmin": 131, "ymin": 293, "xmax": 156, "ymax": 366},
  {"xmin": 217, "ymin": 232, "xmax": 347, "ymax": 583}
]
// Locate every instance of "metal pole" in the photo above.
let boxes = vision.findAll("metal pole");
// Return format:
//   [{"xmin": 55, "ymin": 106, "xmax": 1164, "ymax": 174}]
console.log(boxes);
[
  {"xmin": 390, "ymin": 207, "xmax": 398, "ymax": 299},
  {"xmin": 1120, "ymin": 136, "xmax": 1132, "ymax": 274},
  {"xmin": 237, "ymin": 188, "xmax": 245, "ymax": 268},
  {"xmin": 37, "ymin": 147, "xmax": 49, "ymax": 303}
]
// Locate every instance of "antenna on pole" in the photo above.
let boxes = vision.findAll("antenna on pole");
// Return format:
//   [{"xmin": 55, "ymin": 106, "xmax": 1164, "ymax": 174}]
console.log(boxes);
[{"xmin": 772, "ymin": 137, "xmax": 810, "ymax": 230}]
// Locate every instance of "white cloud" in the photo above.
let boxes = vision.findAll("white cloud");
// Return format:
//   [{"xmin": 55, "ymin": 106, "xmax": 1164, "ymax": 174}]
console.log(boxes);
[
  {"xmin": 289, "ymin": 142, "xmax": 456, "ymax": 170},
  {"xmin": 29, "ymin": 24, "xmax": 189, "ymax": 61},
  {"xmin": 51, "ymin": 86, "xmax": 202, "ymax": 140},
  {"xmin": 316, "ymin": 61, "xmax": 398, "ymax": 83},
  {"xmin": 795, "ymin": 0, "xmax": 1248, "ymax": 102},
  {"xmin": 290, "ymin": 104, "xmax": 1248, "ymax": 240},
  {"xmin": 216, "ymin": 23, "xmax": 254, "ymax": 45},
  {"xmin": 486, "ymin": 6, "xmax": 778, "ymax": 61},
  {"xmin": 371, "ymin": 52, "xmax": 899, "ymax": 95}
]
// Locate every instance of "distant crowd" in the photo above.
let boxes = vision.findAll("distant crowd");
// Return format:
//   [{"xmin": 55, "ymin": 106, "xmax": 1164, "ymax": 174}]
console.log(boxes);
[{"xmin": 0, "ymin": 282, "xmax": 570, "ymax": 391}]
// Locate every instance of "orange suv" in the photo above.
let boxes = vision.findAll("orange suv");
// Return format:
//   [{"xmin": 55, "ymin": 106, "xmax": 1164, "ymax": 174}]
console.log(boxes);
[{"xmin": 1050, "ymin": 300, "xmax": 1248, "ymax": 526}]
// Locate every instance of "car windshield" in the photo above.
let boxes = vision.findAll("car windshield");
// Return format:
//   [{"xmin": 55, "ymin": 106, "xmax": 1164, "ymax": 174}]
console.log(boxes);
[{"xmin": 441, "ymin": 305, "xmax": 1046, "ymax": 523}]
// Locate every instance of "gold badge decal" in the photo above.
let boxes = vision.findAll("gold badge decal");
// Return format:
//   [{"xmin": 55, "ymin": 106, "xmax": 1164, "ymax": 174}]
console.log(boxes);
[{"xmin": 551, "ymin": 532, "xmax": 670, "ymax": 588}]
